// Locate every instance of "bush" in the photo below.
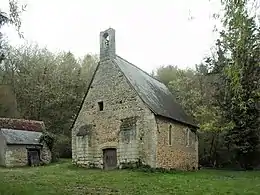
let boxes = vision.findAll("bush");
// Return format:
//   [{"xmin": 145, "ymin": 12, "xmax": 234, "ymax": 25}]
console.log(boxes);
[
  {"xmin": 53, "ymin": 135, "xmax": 72, "ymax": 159},
  {"xmin": 40, "ymin": 131, "xmax": 58, "ymax": 162},
  {"xmin": 40, "ymin": 131, "xmax": 55, "ymax": 151},
  {"xmin": 120, "ymin": 159, "xmax": 178, "ymax": 173}
]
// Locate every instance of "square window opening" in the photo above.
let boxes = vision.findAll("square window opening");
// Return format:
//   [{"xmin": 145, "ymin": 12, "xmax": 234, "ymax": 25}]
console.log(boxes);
[{"xmin": 98, "ymin": 101, "xmax": 104, "ymax": 111}]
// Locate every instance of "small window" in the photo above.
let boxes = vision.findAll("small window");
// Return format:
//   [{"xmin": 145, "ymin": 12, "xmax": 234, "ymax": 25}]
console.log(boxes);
[
  {"xmin": 186, "ymin": 128, "xmax": 190, "ymax": 146},
  {"xmin": 120, "ymin": 117, "xmax": 137, "ymax": 144},
  {"xmin": 168, "ymin": 125, "xmax": 172, "ymax": 145},
  {"xmin": 98, "ymin": 101, "xmax": 103, "ymax": 111},
  {"xmin": 122, "ymin": 129, "xmax": 132, "ymax": 144}
]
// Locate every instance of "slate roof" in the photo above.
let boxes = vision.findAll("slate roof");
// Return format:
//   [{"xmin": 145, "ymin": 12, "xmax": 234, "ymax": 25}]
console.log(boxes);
[
  {"xmin": 113, "ymin": 55, "xmax": 197, "ymax": 128},
  {"xmin": 72, "ymin": 54, "xmax": 198, "ymax": 129},
  {"xmin": 0, "ymin": 118, "xmax": 45, "ymax": 132},
  {"xmin": 1, "ymin": 128, "xmax": 43, "ymax": 145}
]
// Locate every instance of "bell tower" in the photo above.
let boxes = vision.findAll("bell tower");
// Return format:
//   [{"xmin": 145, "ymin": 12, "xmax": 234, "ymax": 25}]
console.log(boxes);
[{"xmin": 100, "ymin": 28, "xmax": 116, "ymax": 61}]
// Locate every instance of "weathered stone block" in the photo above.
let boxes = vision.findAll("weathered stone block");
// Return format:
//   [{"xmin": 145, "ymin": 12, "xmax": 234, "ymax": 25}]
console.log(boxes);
[
  {"xmin": 156, "ymin": 117, "xmax": 198, "ymax": 170},
  {"xmin": 72, "ymin": 59, "xmax": 157, "ymax": 169},
  {"xmin": 71, "ymin": 45, "xmax": 198, "ymax": 170}
]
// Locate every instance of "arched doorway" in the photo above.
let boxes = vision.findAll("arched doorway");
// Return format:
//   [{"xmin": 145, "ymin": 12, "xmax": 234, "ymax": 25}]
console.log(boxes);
[{"xmin": 103, "ymin": 148, "xmax": 117, "ymax": 170}]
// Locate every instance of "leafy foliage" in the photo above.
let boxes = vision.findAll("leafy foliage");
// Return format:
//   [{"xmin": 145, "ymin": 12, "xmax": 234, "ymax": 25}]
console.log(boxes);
[
  {"xmin": 0, "ymin": 44, "xmax": 98, "ymax": 158},
  {"xmin": 154, "ymin": 0, "xmax": 260, "ymax": 170},
  {"xmin": 211, "ymin": 0, "xmax": 260, "ymax": 169},
  {"xmin": 40, "ymin": 131, "xmax": 55, "ymax": 151},
  {"xmin": 0, "ymin": 0, "xmax": 25, "ymax": 63},
  {"xmin": 0, "ymin": 0, "xmax": 259, "ymax": 170}
]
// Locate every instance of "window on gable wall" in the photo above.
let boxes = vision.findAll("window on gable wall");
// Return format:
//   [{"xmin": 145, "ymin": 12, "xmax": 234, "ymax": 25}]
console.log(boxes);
[
  {"xmin": 76, "ymin": 124, "xmax": 93, "ymax": 147},
  {"xmin": 98, "ymin": 101, "xmax": 104, "ymax": 111},
  {"xmin": 120, "ymin": 117, "xmax": 137, "ymax": 144},
  {"xmin": 186, "ymin": 128, "xmax": 190, "ymax": 146},
  {"xmin": 168, "ymin": 125, "xmax": 172, "ymax": 145},
  {"xmin": 121, "ymin": 128, "xmax": 132, "ymax": 143}
]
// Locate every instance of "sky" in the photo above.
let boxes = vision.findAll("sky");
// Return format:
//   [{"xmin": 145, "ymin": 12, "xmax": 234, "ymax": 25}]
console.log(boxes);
[{"xmin": 1, "ymin": 0, "xmax": 222, "ymax": 73}]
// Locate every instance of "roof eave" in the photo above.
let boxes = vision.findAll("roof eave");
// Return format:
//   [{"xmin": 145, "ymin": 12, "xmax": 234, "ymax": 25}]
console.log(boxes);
[
  {"xmin": 69, "ymin": 61, "xmax": 101, "ymax": 131},
  {"xmin": 6, "ymin": 143, "xmax": 43, "ymax": 146},
  {"xmin": 111, "ymin": 58, "xmax": 160, "ymax": 113},
  {"xmin": 113, "ymin": 56, "xmax": 199, "ymax": 131},
  {"xmin": 154, "ymin": 114, "xmax": 199, "ymax": 130}
]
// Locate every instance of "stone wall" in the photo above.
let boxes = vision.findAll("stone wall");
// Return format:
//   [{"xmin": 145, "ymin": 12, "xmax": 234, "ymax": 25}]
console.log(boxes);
[
  {"xmin": 40, "ymin": 143, "xmax": 52, "ymax": 164},
  {"xmin": 156, "ymin": 117, "xmax": 198, "ymax": 170},
  {"xmin": 4, "ymin": 144, "xmax": 51, "ymax": 167},
  {"xmin": 72, "ymin": 59, "xmax": 157, "ymax": 168},
  {"xmin": 75, "ymin": 135, "xmax": 92, "ymax": 165},
  {"xmin": 5, "ymin": 145, "xmax": 28, "ymax": 167},
  {"xmin": 0, "ymin": 132, "xmax": 6, "ymax": 166}
]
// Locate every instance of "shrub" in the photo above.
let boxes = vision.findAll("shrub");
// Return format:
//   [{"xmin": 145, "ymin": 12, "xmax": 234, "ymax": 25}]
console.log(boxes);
[
  {"xmin": 119, "ymin": 159, "xmax": 178, "ymax": 173},
  {"xmin": 53, "ymin": 135, "xmax": 72, "ymax": 159},
  {"xmin": 40, "ymin": 131, "xmax": 58, "ymax": 162}
]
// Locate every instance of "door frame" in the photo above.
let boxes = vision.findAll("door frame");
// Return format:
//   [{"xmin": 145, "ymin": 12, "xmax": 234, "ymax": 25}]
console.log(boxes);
[
  {"xmin": 102, "ymin": 148, "xmax": 117, "ymax": 170},
  {"xmin": 27, "ymin": 148, "xmax": 40, "ymax": 166}
]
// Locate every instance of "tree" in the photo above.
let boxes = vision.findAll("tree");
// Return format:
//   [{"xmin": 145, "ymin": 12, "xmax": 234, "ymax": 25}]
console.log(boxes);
[
  {"xmin": 0, "ymin": 0, "xmax": 25, "ymax": 63},
  {"xmin": 211, "ymin": 0, "xmax": 260, "ymax": 169},
  {"xmin": 1, "ymin": 43, "xmax": 98, "ymax": 158}
]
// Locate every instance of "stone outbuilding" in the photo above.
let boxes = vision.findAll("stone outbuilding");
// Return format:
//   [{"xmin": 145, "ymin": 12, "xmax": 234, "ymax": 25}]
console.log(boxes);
[
  {"xmin": 0, "ymin": 118, "xmax": 51, "ymax": 167},
  {"xmin": 71, "ymin": 28, "xmax": 199, "ymax": 170}
]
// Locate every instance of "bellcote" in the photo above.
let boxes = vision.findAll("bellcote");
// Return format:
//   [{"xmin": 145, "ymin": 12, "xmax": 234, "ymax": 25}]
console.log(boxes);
[{"xmin": 100, "ymin": 28, "xmax": 116, "ymax": 61}]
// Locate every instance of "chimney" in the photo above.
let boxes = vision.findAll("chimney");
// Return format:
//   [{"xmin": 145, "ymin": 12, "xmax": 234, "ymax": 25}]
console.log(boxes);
[{"xmin": 100, "ymin": 28, "xmax": 116, "ymax": 61}]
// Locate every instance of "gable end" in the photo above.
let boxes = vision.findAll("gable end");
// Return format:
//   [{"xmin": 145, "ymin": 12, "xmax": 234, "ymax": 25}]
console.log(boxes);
[
  {"xmin": 70, "ymin": 62, "xmax": 100, "ymax": 130},
  {"xmin": 113, "ymin": 55, "xmax": 198, "ymax": 128},
  {"xmin": 111, "ymin": 60, "xmax": 157, "ymax": 114}
]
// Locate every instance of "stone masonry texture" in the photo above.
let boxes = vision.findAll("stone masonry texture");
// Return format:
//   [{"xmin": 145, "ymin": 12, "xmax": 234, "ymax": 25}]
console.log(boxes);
[
  {"xmin": 3, "ymin": 143, "xmax": 51, "ymax": 167},
  {"xmin": 156, "ymin": 117, "xmax": 198, "ymax": 170},
  {"xmin": 0, "ymin": 131, "xmax": 6, "ymax": 166},
  {"xmin": 72, "ymin": 58, "xmax": 198, "ymax": 170},
  {"xmin": 5, "ymin": 145, "xmax": 28, "ymax": 167},
  {"xmin": 72, "ymin": 59, "xmax": 157, "ymax": 168},
  {"xmin": 40, "ymin": 143, "xmax": 52, "ymax": 164}
]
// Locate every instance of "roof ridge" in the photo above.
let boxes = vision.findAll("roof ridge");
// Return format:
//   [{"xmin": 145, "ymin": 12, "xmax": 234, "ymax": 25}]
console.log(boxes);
[
  {"xmin": 115, "ymin": 55, "xmax": 165, "ymax": 85},
  {"xmin": 113, "ymin": 55, "xmax": 198, "ymax": 128},
  {"xmin": 111, "ymin": 58, "xmax": 158, "ymax": 115},
  {"xmin": 0, "ymin": 117, "xmax": 44, "ymax": 123},
  {"xmin": 0, "ymin": 117, "xmax": 45, "ymax": 132},
  {"xmin": 1, "ymin": 128, "xmax": 42, "ymax": 133}
]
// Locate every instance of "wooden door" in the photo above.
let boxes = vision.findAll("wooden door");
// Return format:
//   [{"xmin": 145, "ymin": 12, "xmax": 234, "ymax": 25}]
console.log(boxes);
[
  {"xmin": 27, "ymin": 149, "xmax": 40, "ymax": 166},
  {"xmin": 103, "ymin": 148, "xmax": 117, "ymax": 170}
]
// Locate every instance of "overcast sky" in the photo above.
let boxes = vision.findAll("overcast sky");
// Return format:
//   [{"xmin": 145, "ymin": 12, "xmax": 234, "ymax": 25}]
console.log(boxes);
[{"xmin": 1, "ymin": 0, "xmax": 221, "ymax": 73}]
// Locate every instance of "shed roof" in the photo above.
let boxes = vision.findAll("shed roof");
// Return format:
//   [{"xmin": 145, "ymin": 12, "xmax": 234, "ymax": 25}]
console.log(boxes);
[
  {"xmin": 1, "ymin": 128, "xmax": 43, "ymax": 145},
  {"xmin": 113, "ymin": 56, "xmax": 197, "ymax": 127},
  {"xmin": 0, "ymin": 118, "xmax": 45, "ymax": 132}
]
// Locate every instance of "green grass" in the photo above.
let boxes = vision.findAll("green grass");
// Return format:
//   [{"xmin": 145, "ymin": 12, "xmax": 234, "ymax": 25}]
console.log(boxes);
[{"xmin": 0, "ymin": 160, "xmax": 260, "ymax": 195}]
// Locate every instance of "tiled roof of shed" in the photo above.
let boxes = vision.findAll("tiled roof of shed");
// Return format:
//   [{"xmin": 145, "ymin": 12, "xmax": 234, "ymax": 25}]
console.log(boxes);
[
  {"xmin": 0, "ymin": 118, "xmax": 45, "ymax": 132},
  {"xmin": 1, "ymin": 128, "xmax": 43, "ymax": 145}
]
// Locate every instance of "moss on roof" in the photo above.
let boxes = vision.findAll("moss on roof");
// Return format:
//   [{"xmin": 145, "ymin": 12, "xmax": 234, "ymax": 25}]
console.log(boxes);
[{"xmin": 0, "ymin": 118, "xmax": 45, "ymax": 132}]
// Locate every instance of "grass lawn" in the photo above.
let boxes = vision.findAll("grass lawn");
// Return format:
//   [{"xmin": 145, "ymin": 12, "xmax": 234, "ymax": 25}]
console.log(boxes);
[{"xmin": 0, "ymin": 160, "xmax": 260, "ymax": 195}]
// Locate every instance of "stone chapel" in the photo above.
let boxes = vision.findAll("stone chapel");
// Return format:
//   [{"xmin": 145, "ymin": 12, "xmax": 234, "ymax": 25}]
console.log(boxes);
[{"xmin": 71, "ymin": 28, "xmax": 198, "ymax": 170}]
